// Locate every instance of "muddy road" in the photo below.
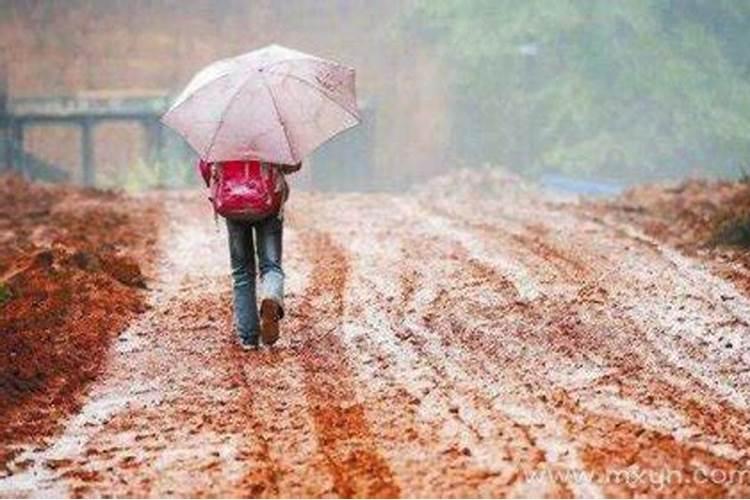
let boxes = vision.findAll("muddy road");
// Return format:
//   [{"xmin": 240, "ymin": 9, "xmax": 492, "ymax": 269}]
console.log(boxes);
[{"xmin": 2, "ymin": 184, "xmax": 750, "ymax": 498}]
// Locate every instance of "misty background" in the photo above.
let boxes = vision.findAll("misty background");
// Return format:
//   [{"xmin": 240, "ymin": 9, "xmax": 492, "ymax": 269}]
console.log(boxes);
[{"xmin": 1, "ymin": 0, "xmax": 749, "ymax": 191}]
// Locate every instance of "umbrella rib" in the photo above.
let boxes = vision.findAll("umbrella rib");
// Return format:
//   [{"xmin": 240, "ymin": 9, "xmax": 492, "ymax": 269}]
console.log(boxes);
[
  {"xmin": 170, "ymin": 68, "xmax": 235, "ymax": 112},
  {"xmin": 161, "ymin": 71, "xmax": 235, "ymax": 127},
  {"xmin": 261, "ymin": 75, "xmax": 297, "ymax": 163},
  {"xmin": 263, "ymin": 69, "xmax": 360, "ymax": 122},
  {"xmin": 203, "ymin": 71, "xmax": 256, "ymax": 160}
]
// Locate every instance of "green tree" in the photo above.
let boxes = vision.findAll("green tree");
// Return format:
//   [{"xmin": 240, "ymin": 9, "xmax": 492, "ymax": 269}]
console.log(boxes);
[{"xmin": 411, "ymin": 0, "xmax": 750, "ymax": 180}]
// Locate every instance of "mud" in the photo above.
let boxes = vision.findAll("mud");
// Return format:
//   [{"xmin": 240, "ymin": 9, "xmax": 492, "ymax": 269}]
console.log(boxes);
[
  {"xmin": 0, "ymin": 175, "xmax": 160, "ymax": 474},
  {"xmin": 587, "ymin": 178, "xmax": 750, "ymax": 296},
  {"xmin": 2, "ymin": 172, "xmax": 750, "ymax": 497}
]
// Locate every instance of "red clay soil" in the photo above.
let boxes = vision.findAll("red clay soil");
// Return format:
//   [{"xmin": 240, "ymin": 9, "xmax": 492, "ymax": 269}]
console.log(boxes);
[
  {"xmin": 597, "ymin": 179, "xmax": 750, "ymax": 248},
  {"xmin": 0, "ymin": 174, "xmax": 160, "ymax": 471},
  {"xmin": 589, "ymin": 178, "xmax": 750, "ymax": 294},
  {"xmin": 2, "ymin": 171, "xmax": 750, "ymax": 497}
]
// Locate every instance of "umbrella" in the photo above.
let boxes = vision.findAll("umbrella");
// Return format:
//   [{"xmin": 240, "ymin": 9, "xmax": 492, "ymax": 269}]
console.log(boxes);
[{"xmin": 161, "ymin": 44, "xmax": 360, "ymax": 164}]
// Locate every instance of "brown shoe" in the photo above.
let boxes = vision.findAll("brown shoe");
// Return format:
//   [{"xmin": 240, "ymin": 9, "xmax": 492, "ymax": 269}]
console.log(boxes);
[{"xmin": 260, "ymin": 299, "xmax": 281, "ymax": 346}]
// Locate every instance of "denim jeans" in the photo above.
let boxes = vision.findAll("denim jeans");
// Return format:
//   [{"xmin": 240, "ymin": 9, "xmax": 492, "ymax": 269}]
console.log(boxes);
[{"xmin": 226, "ymin": 215, "xmax": 284, "ymax": 340}]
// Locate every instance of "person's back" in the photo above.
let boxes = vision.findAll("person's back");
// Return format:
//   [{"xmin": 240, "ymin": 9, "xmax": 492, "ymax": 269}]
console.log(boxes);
[{"xmin": 198, "ymin": 159, "xmax": 301, "ymax": 349}]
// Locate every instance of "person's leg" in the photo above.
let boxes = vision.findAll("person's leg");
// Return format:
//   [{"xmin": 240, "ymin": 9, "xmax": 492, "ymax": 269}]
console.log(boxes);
[
  {"xmin": 255, "ymin": 214, "xmax": 284, "ymax": 344},
  {"xmin": 226, "ymin": 218, "xmax": 260, "ymax": 345}
]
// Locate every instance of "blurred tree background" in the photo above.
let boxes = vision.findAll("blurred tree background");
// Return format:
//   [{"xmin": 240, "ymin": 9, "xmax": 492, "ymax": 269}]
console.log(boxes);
[
  {"xmin": 2, "ymin": 0, "xmax": 750, "ymax": 188},
  {"xmin": 412, "ymin": 0, "xmax": 750, "ymax": 182}
]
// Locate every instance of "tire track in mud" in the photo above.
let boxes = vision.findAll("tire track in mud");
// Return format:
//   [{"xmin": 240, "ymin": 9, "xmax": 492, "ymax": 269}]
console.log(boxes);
[
  {"xmin": 389, "ymin": 232, "xmax": 599, "ymax": 497},
  {"xmin": 6, "ymin": 187, "xmax": 750, "ymax": 497},
  {"xmin": 345, "ymin": 265, "xmax": 552, "ymax": 496},
  {"xmin": 0, "ymin": 195, "xmax": 283, "ymax": 498},
  {"xmin": 286, "ymin": 228, "xmax": 400, "ymax": 498},
  {"xmin": 297, "ymin": 195, "xmax": 592, "ymax": 497},
  {"xmin": 229, "ymin": 225, "xmax": 336, "ymax": 498},
  {"xmin": 79, "ymin": 291, "xmax": 282, "ymax": 498},
  {"xmin": 416, "ymin": 196, "xmax": 750, "ymax": 496},
  {"xmin": 368, "ymin": 198, "xmax": 720, "ymax": 496},
  {"xmin": 287, "ymin": 196, "xmax": 536, "ymax": 496},
  {"xmin": 451, "ymin": 201, "xmax": 750, "ymax": 442}
]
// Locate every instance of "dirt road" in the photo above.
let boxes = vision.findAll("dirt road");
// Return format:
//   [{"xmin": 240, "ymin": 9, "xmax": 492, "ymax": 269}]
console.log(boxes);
[{"xmin": 2, "ymin": 182, "xmax": 750, "ymax": 497}]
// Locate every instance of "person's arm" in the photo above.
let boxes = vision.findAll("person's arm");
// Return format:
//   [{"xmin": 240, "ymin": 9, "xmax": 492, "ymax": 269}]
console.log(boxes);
[
  {"xmin": 197, "ymin": 159, "xmax": 212, "ymax": 187},
  {"xmin": 276, "ymin": 162, "xmax": 302, "ymax": 175}
]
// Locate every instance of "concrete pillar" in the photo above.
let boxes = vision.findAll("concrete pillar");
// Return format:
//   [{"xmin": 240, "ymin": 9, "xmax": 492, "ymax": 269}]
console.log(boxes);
[
  {"xmin": 10, "ymin": 120, "xmax": 25, "ymax": 175},
  {"xmin": 0, "ymin": 126, "xmax": 7, "ymax": 172},
  {"xmin": 143, "ymin": 118, "xmax": 165, "ymax": 185},
  {"xmin": 81, "ymin": 119, "xmax": 94, "ymax": 186},
  {"xmin": 0, "ymin": 72, "xmax": 18, "ymax": 174},
  {"xmin": 143, "ymin": 118, "xmax": 164, "ymax": 164},
  {"xmin": 1, "ymin": 119, "xmax": 10, "ymax": 172}
]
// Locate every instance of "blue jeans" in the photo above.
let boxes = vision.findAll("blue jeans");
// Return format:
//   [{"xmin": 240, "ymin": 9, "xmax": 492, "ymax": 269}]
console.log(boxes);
[{"xmin": 226, "ymin": 215, "xmax": 284, "ymax": 340}]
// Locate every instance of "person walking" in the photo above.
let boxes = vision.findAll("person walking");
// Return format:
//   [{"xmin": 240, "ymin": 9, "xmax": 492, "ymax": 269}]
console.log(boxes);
[
  {"xmin": 198, "ymin": 159, "xmax": 301, "ymax": 349},
  {"xmin": 162, "ymin": 45, "xmax": 360, "ymax": 349}
]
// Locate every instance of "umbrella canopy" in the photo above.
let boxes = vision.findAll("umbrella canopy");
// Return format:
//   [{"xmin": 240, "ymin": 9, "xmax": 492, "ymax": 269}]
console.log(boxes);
[{"xmin": 162, "ymin": 44, "xmax": 360, "ymax": 164}]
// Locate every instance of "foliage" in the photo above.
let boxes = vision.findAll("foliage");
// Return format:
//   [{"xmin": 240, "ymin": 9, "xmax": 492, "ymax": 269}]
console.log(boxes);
[
  {"xmin": 98, "ymin": 157, "xmax": 198, "ymax": 192},
  {"xmin": 410, "ymin": 0, "xmax": 750, "ymax": 180},
  {"xmin": 0, "ymin": 282, "xmax": 11, "ymax": 307},
  {"xmin": 713, "ymin": 213, "xmax": 750, "ymax": 247}
]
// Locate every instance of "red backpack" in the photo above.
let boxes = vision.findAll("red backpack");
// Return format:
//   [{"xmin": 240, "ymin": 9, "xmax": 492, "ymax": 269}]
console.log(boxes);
[{"xmin": 199, "ymin": 160, "xmax": 286, "ymax": 221}]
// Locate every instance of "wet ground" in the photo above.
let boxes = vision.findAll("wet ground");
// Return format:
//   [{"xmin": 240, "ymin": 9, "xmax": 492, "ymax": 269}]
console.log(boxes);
[
  {"xmin": 0, "ymin": 175, "xmax": 158, "ymax": 476},
  {"xmin": 2, "ymin": 176, "xmax": 750, "ymax": 497}
]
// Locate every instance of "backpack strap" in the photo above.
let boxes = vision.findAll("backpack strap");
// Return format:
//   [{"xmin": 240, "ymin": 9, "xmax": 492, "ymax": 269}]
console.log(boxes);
[{"xmin": 209, "ymin": 162, "xmax": 220, "ymax": 229}]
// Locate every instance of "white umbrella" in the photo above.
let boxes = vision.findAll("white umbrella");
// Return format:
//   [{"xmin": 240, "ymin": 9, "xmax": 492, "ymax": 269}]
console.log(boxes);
[{"xmin": 162, "ymin": 44, "xmax": 360, "ymax": 164}]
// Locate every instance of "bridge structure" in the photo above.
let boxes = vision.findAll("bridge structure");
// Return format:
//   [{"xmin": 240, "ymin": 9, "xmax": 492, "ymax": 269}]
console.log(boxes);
[
  {"xmin": 1, "ymin": 87, "xmax": 172, "ymax": 185},
  {"xmin": 0, "ymin": 85, "xmax": 378, "ymax": 190}
]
